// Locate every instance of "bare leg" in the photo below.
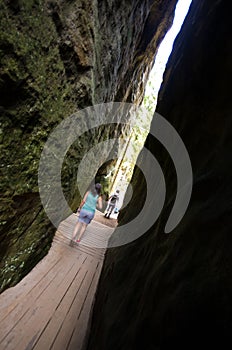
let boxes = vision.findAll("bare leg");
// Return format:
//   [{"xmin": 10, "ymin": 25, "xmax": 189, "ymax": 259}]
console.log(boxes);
[
  {"xmin": 77, "ymin": 223, "xmax": 87, "ymax": 242},
  {"xmin": 71, "ymin": 221, "xmax": 82, "ymax": 243}
]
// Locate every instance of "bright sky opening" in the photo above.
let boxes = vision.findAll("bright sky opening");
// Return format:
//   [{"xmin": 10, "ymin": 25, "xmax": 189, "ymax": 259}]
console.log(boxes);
[
  {"xmin": 143, "ymin": 0, "xmax": 192, "ymax": 108},
  {"xmin": 112, "ymin": 0, "xmax": 193, "ymax": 200}
]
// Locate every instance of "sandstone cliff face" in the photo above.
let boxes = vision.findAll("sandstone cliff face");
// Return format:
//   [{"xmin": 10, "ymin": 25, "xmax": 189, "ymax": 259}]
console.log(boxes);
[
  {"xmin": 87, "ymin": 0, "xmax": 232, "ymax": 349},
  {"xmin": 0, "ymin": 0, "xmax": 177, "ymax": 292}
]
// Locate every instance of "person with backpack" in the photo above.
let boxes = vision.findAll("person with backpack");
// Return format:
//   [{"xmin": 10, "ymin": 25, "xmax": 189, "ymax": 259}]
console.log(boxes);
[
  {"xmin": 104, "ymin": 189, "xmax": 120, "ymax": 219},
  {"xmin": 70, "ymin": 183, "xmax": 102, "ymax": 245}
]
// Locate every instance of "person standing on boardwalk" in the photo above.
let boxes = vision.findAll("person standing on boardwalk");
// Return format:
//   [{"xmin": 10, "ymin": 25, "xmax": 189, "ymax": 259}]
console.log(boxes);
[
  {"xmin": 104, "ymin": 189, "xmax": 120, "ymax": 219},
  {"xmin": 70, "ymin": 183, "xmax": 102, "ymax": 245}
]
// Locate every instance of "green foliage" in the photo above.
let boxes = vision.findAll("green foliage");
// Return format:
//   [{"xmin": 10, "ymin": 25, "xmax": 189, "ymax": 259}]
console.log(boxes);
[
  {"xmin": 0, "ymin": 0, "xmax": 76, "ymax": 195},
  {"xmin": 0, "ymin": 0, "xmax": 79, "ymax": 291},
  {"xmin": 142, "ymin": 79, "xmax": 157, "ymax": 114}
]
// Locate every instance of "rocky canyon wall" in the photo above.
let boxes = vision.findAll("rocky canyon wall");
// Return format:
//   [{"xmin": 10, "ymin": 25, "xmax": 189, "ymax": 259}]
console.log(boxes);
[
  {"xmin": 87, "ymin": 0, "xmax": 232, "ymax": 349},
  {"xmin": 0, "ymin": 0, "xmax": 177, "ymax": 292}
]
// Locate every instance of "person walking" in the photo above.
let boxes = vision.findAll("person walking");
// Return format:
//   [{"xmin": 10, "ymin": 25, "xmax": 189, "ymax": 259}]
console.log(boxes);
[
  {"xmin": 104, "ymin": 189, "xmax": 119, "ymax": 218},
  {"xmin": 70, "ymin": 183, "xmax": 102, "ymax": 246}
]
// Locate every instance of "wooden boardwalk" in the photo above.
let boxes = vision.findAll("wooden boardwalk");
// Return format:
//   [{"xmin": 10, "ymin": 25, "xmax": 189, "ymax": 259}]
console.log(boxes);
[{"xmin": 0, "ymin": 214, "xmax": 114, "ymax": 350}]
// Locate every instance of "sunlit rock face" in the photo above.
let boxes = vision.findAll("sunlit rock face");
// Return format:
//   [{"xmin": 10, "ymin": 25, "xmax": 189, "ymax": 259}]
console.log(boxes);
[
  {"xmin": 87, "ymin": 0, "xmax": 232, "ymax": 349},
  {"xmin": 0, "ymin": 0, "xmax": 176, "ymax": 292}
]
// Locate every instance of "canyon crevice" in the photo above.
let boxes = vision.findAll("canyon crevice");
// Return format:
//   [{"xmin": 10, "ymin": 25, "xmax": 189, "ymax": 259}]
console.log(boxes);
[
  {"xmin": 0, "ymin": 0, "xmax": 177, "ymax": 291},
  {"xmin": 1, "ymin": 0, "xmax": 231, "ymax": 348},
  {"xmin": 87, "ymin": 0, "xmax": 232, "ymax": 349}
]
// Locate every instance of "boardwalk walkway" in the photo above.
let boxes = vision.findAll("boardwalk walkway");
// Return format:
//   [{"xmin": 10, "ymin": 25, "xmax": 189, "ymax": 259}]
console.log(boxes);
[{"xmin": 0, "ymin": 213, "xmax": 114, "ymax": 350}]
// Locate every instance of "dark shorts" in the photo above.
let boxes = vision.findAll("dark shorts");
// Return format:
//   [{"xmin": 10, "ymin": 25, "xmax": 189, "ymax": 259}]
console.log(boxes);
[{"xmin": 78, "ymin": 209, "xmax": 94, "ymax": 225}]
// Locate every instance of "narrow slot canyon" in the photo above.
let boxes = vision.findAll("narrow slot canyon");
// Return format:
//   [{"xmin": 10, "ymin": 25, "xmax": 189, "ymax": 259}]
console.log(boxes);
[{"xmin": 0, "ymin": 0, "xmax": 231, "ymax": 349}]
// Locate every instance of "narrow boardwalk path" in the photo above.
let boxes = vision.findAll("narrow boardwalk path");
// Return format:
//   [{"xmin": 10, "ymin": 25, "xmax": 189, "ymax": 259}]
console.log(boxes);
[{"xmin": 0, "ymin": 214, "xmax": 114, "ymax": 350}]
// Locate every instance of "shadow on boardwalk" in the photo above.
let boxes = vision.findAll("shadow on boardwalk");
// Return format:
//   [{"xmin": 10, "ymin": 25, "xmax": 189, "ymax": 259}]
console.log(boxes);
[{"xmin": 0, "ymin": 214, "xmax": 115, "ymax": 350}]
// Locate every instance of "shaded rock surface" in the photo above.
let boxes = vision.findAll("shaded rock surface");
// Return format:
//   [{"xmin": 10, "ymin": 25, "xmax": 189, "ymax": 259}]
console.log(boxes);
[
  {"xmin": 0, "ymin": 0, "xmax": 176, "ymax": 291},
  {"xmin": 87, "ymin": 0, "xmax": 232, "ymax": 349}
]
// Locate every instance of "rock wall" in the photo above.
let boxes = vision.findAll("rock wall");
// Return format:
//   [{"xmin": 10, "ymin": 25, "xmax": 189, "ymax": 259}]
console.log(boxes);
[
  {"xmin": 0, "ymin": 0, "xmax": 177, "ymax": 292},
  {"xmin": 87, "ymin": 0, "xmax": 232, "ymax": 349}
]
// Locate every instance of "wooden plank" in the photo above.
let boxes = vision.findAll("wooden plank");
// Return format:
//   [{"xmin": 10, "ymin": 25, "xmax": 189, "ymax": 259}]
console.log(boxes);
[
  {"xmin": 0, "ymin": 252, "xmax": 76, "ymax": 345},
  {"xmin": 81, "ymin": 235, "xmax": 110, "ymax": 244},
  {"xmin": 0, "ymin": 258, "xmax": 61, "ymax": 330},
  {"xmin": 0, "ymin": 243, "xmax": 63, "ymax": 315},
  {"xmin": 48, "ymin": 260, "xmax": 101, "ymax": 350},
  {"xmin": 0, "ymin": 253, "xmax": 87, "ymax": 349},
  {"xmin": 67, "ymin": 261, "xmax": 103, "ymax": 350},
  {"xmin": 32, "ymin": 259, "xmax": 100, "ymax": 350},
  {"xmin": 0, "ymin": 214, "xmax": 115, "ymax": 350},
  {"xmin": 19, "ymin": 257, "xmax": 93, "ymax": 350},
  {"xmin": 0, "ymin": 249, "xmax": 66, "ymax": 335}
]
